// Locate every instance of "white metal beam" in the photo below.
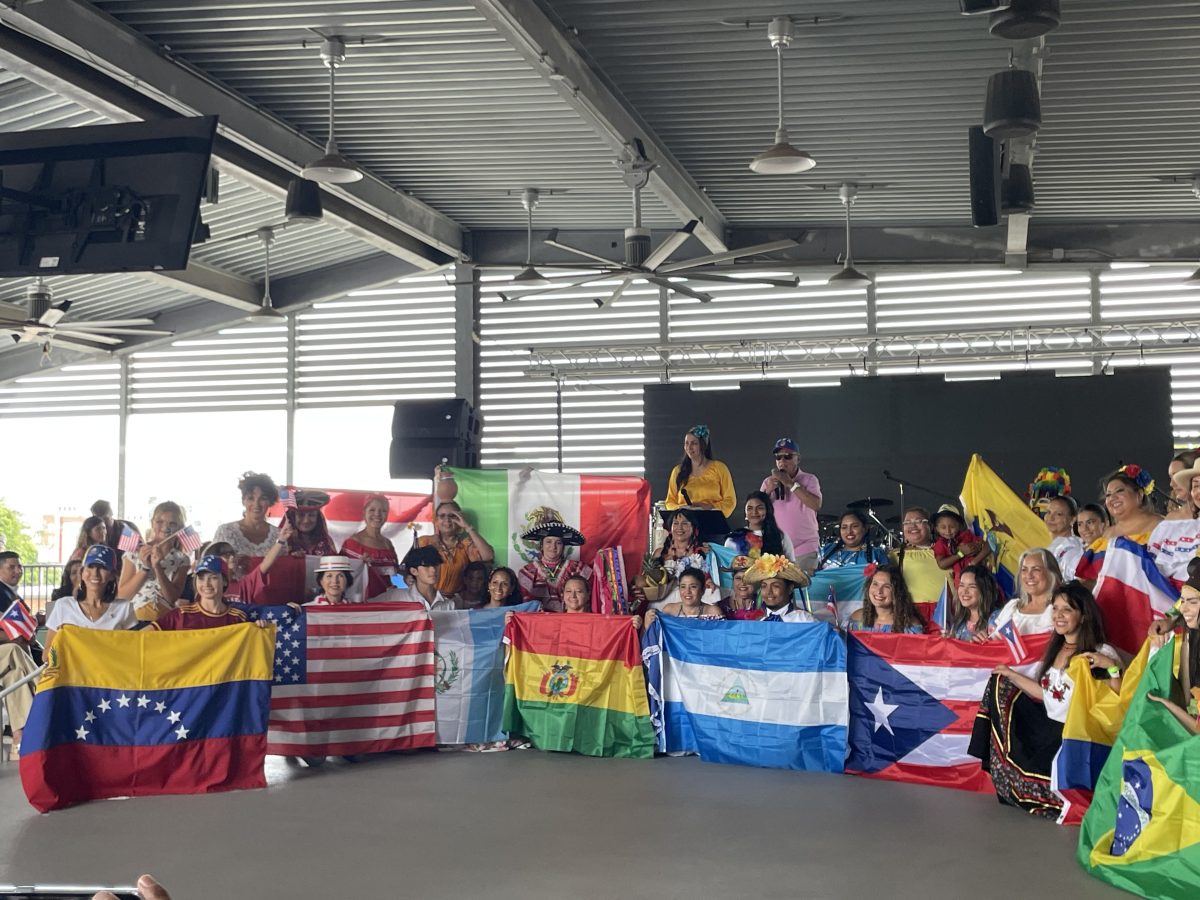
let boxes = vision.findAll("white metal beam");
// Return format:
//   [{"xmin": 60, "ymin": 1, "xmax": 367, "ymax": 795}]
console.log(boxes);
[{"xmin": 471, "ymin": 0, "xmax": 729, "ymax": 253}]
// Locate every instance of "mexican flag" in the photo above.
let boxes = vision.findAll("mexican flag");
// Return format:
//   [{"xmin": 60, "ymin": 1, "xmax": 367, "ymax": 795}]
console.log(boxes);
[{"xmin": 445, "ymin": 468, "xmax": 651, "ymax": 570}]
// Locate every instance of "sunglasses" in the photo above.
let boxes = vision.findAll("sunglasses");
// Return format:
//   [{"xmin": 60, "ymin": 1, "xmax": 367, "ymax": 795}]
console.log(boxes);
[{"xmin": 774, "ymin": 453, "xmax": 795, "ymax": 461}]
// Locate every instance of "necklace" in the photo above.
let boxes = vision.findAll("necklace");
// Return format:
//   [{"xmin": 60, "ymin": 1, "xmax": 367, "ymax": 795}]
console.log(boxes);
[
  {"xmin": 437, "ymin": 533, "xmax": 460, "ymax": 558},
  {"xmin": 681, "ymin": 604, "xmax": 703, "ymax": 618}
]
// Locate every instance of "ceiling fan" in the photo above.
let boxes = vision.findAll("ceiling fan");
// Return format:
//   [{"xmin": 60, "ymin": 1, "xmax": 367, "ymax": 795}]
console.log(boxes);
[
  {"xmin": 0, "ymin": 278, "xmax": 173, "ymax": 358},
  {"xmin": 497, "ymin": 144, "xmax": 802, "ymax": 308}
]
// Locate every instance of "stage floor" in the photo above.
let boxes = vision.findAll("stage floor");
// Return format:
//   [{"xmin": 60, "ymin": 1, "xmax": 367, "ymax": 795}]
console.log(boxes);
[{"xmin": 0, "ymin": 746, "xmax": 1122, "ymax": 899}]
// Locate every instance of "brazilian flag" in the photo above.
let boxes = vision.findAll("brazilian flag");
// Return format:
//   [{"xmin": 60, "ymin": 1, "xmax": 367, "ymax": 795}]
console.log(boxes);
[{"xmin": 1077, "ymin": 637, "xmax": 1200, "ymax": 897}]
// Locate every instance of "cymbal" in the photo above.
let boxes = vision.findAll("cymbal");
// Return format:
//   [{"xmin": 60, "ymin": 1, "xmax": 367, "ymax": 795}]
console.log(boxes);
[
  {"xmin": 847, "ymin": 497, "xmax": 894, "ymax": 510},
  {"xmin": 885, "ymin": 515, "xmax": 900, "ymax": 525},
  {"xmin": 816, "ymin": 514, "xmax": 839, "ymax": 525}
]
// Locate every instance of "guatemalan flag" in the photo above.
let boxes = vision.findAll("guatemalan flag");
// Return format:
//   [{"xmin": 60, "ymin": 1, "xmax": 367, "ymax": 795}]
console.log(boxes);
[
  {"xmin": 427, "ymin": 602, "xmax": 538, "ymax": 744},
  {"xmin": 643, "ymin": 617, "xmax": 848, "ymax": 772},
  {"xmin": 847, "ymin": 632, "xmax": 1050, "ymax": 792}
]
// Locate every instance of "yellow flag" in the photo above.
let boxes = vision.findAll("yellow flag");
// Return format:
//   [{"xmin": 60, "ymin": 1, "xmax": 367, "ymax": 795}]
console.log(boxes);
[{"xmin": 960, "ymin": 453, "xmax": 1051, "ymax": 594}]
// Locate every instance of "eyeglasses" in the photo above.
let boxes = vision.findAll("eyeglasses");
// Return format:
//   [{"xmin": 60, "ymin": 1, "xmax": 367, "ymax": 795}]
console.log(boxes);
[
  {"xmin": 902, "ymin": 519, "xmax": 929, "ymax": 527},
  {"xmin": 774, "ymin": 453, "xmax": 794, "ymax": 461}
]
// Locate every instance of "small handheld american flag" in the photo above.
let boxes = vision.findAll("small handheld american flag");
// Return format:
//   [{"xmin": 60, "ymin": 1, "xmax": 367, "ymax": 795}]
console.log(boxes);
[
  {"xmin": 825, "ymin": 585, "xmax": 839, "ymax": 629},
  {"xmin": 278, "ymin": 488, "xmax": 297, "ymax": 509},
  {"xmin": 117, "ymin": 524, "xmax": 141, "ymax": 553},
  {"xmin": 1, "ymin": 599, "xmax": 37, "ymax": 642},
  {"xmin": 996, "ymin": 618, "xmax": 1027, "ymax": 664},
  {"xmin": 174, "ymin": 525, "xmax": 202, "ymax": 553}
]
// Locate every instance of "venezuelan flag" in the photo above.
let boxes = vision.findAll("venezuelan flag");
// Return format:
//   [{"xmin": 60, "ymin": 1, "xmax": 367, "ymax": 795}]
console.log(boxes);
[
  {"xmin": 20, "ymin": 623, "xmax": 275, "ymax": 812},
  {"xmin": 1078, "ymin": 636, "xmax": 1200, "ymax": 897},
  {"xmin": 502, "ymin": 613, "xmax": 655, "ymax": 759},
  {"xmin": 960, "ymin": 453, "xmax": 1051, "ymax": 598}
]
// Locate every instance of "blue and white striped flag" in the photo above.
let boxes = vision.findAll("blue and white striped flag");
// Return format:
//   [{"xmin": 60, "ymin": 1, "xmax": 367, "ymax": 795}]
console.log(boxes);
[
  {"xmin": 646, "ymin": 617, "xmax": 848, "ymax": 771},
  {"xmin": 427, "ymin": 602, "xmax": 539, "ymax": 744}
]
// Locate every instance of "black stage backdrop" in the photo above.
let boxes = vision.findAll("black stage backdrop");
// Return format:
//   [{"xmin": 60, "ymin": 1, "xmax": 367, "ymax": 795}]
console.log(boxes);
[{"xmin": 644, "ymin": 370, "xmax": 1173, "ymax": 530}]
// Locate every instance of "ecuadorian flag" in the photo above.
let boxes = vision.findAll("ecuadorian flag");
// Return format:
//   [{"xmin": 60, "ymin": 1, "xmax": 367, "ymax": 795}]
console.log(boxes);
[
  {"xmin": 502, "ymin": 613, "xmax": 655, "ymax": 759},
  {"xmin": 20, "ymin": 623, "xmax": 275, "ymax": 812},
  {"xmin": 1078, "ymin": 636, "xmax": 1200, "ymax": 897},
  {"xmin": 960, "ymin": 453, "xmax": 1051, "ymax": 598}
]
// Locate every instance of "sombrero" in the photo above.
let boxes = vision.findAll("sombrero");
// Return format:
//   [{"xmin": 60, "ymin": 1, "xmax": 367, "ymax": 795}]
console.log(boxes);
[
  {"xmin": 520, "ymin": 506, "xmax": 585, "ymax": 546},
  {"xmin": 742, "ymin": 553, "xmax": 810, "ymax": 588}
]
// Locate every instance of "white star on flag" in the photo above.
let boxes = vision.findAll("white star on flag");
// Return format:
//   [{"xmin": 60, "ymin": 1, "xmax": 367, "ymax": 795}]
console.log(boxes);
[
  {"xmin": 116, "ymin": 694, "xmax": 131, "ymax": 708},
  {"xmin": 75, "ymin": 726, "xmax": 89, "ymax": 740},
  {"xmin": 291, "ymin": 641, "xmax": 300, "ymax": 649},
  {"xmin": 154, "ymin": 701, "xmax": 166, "ymax": 713},
  {"xmin": 866, "ymin": 687, "xmax": 900, "ymax": 735},
  {"xmin": 84, "ymin": 711, "xmax": 96, "ymax": 723},
  {"xmin": 97, "ymin": 699, "xmax": 111, "ymax": 713},
  {"xmin": 167, "ymin": 710, "xmax": 181, "ymax": 724},
  {"xmin": 137, "ymin": 695, "xmax": 150, "ymax": 708},
  {"xmin": 174, "ymin": 725, "xmax": 189, "ymax": 740}
]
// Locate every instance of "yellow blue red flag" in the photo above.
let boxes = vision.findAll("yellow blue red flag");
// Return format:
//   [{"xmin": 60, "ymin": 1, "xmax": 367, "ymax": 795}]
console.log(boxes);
[
  {"xmin": 19, "ymin": 623, "xmax": 275, "ymax": 812},
  {"xmin": 960, "ymin": 453, "xmax": 1051, "ymax": 598}
]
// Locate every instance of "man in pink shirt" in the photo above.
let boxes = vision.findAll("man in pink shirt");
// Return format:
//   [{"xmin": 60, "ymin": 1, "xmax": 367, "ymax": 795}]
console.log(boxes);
[{"xmin": 761, "ymin": 438, "xmax": 823, "ymax": 575}]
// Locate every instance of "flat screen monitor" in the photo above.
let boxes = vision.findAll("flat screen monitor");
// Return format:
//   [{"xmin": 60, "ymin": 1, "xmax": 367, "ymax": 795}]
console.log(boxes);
[{"xmin": 0, "ymin": 115, "xmax": 216, "ymax": 277}]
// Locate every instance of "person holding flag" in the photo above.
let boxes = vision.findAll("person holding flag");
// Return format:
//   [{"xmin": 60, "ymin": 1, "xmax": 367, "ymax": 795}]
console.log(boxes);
[
  {"xmin": 947, "ymin": 564, "xmax": 1002, "ymax": 641},
  {"xmin": 117, "ymin": 501, "xmax": 192, "ymax": 622},
  {"xmin": 1145, "ymin": 565, "xmax": 1200, "ymax": 735},
  {"xmin": 308, "ymin": 556, "xmax": 358, "ymax": 606},
  {"xmin": 340, "ymin": 494, "xmax": 400, "ymax": 572},
  {"xmin": 643, "ymin": 567, "xmax": 724, "ymax": 626},
  {"xmin": 150, "ymin": 555, "xmax": 253, "ymax": 630},
  {"xmin": 972, "ymin": 582, "xmax": 1119, "ymax": 819},
  {"xmin": 848, "ymin": 563, "xmax": 925, "ymax": 633},
  {"xmin": 1, "ymin": 564, "xmax": 40, "ymax": 758},
  {"xmin": 281, "ymin": 490, "xmax": 337, "ymax": 557},
  {"xmin": 992, "ymin": 548, "xmax": 1063, "ymax": 637},
  {"xmin": 45, "ymin": 545, "xmax": 138, "ymax": 647}
]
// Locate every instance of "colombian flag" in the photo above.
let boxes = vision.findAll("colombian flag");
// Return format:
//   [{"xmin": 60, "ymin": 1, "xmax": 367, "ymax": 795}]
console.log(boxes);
[
  {"xmin": 503, "ymin": 613, "xmax": 655, "ymax": 758},
  {"xmin": 960, "ymin": 453, "xmax": 1051, "ymax": 598},
  {"xmin": 1078, "ymin": 636, "xmax": 1200, "ymax": 897},
  {"xmin": 20, "ymin": 623, "xmax": 275, "ymax": 812}
]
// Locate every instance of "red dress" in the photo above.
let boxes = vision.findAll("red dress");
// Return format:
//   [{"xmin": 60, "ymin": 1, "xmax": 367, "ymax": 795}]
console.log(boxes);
[{"xmin": 340, "ymin": 537, "xmax": 399, "ymax": 600}]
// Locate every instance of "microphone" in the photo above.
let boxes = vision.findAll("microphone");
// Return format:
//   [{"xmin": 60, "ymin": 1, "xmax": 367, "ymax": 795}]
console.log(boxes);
[{"xmin": 681, "ymin": 488, "xmax": 693, "ymax": 506}]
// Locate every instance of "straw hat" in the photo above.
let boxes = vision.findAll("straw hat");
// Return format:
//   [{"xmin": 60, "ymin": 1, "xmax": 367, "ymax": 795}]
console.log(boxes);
[
  {"xmin": 314, "ymin": 555, "xmax": 353, "ymax": 574},
  {"xmin": 742, "ymin": 553, "xmax": 810, "ymax": 588}
]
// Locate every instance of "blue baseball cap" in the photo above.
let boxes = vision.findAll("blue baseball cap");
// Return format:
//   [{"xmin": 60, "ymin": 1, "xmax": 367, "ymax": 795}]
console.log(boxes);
[
  {"xmin": 194, "ymin": 555, "xmax": 228, "ymax": 578},
  {"xmin": 83, "ymin": 544, "xmax": 115, "ymax": 570},
  {"xmin": 773, "ymin": 438, "xmax": 799, "ymax": 454}
]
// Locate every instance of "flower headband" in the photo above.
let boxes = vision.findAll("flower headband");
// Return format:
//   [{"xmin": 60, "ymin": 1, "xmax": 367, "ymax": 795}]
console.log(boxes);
[
  {"xmin": 689, "ymin": 424, "xmax": 710, "ymax": 442},
  {"xmin": 863, "ymin": 562, "xmax": 880, "ymax": 580},
  {"xmin": 1117, "ymin": 464, "xmax": 1155, "ymax": 497}
]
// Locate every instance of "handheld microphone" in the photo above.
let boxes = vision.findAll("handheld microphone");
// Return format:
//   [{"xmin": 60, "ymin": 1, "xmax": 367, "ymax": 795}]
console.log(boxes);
[{"xmin": 681, "ymin": 488, "xmax": 693, "ymax": 506}]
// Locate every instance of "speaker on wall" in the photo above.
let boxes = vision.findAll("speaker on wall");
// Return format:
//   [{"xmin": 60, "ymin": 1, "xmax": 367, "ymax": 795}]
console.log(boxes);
[
  {"xmin": 389, "ymin": 398, "xmax": 480, "ymax": 477},
  {"xmin": 968, "ymin": 125, "xmax": 1001, "ymax": 227}
]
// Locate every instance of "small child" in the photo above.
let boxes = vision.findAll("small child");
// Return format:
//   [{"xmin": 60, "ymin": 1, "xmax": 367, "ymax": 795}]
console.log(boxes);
[{"xmin": 932, "ymin": 504, "xmax": 989, "ymax": 582}]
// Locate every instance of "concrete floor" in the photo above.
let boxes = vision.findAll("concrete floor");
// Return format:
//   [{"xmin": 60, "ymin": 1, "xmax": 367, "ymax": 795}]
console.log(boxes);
[{"xmin": 0, "ymin": 744, "xmax": 1124, "ymax": 900}]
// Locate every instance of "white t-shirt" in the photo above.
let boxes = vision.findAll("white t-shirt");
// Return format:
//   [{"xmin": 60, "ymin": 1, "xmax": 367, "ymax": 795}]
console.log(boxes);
[
  {"xmin": 1148, "ymin": 517, "xmax": 1200, "ymax": 581},
  {"xmin": 375, "ymin": 585, "xmax": 459, "ymax": 611},
  {"xmin": 992, "ymin": 596, "xmax": 1055, "ymax": 635},
  {"xmin": 46, "ymin": 597, "xmax": 138, "ymax": 632},
  {"xmin": 1048, "ymin": 535, "xmax": 1084, "ymax": 582},
  {"xmin": 1041, "ymin": 643, "xmax": 1119, "ymax": 723}
]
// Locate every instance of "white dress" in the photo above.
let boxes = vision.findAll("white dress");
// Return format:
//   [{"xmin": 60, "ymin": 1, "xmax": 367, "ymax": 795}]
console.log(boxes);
[
  {"xmin": 992, "ymin": 597, "xmax": 1055, "ymax": 635},
  {"xmin": 1147, "ymin": 517, "xmax": 1200, "ymax": 581},
  {"xmin": 1041, "ymin": 643, "xmax": 1119, "ymax": 723},
  {"xmin": 212, "ymin": 520, "xmax": 281, "ymax": 557},
  {"xmin": 1048, "ymin": 535, "xmax": 1084, "ymax": 582},
  {"xmin": 46, "ymin": 597, "xmax": 138, "ymax": 632}
]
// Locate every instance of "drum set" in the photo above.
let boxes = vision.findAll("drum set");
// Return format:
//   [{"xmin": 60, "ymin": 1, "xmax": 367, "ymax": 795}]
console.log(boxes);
[{"xmin": 818, "ymin": 497, "xmax": 902, "ymax": 549}]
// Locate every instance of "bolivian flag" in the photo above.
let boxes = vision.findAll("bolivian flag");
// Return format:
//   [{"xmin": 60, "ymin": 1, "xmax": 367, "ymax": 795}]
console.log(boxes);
[
  {"xmin": 20, "ymin": 623, "xmax": 275, "ymax": 812},
  {"xmin": 1078, "ymin": 636, "xmax": 1200, "ymax": 897},
  {"xmin": 503, "ymin": 613, "xmax": 655, "ymax": 758}
]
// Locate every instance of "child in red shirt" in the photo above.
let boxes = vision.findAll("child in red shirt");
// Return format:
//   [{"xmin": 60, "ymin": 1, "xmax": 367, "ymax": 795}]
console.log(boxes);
[{"xmin": 932, "ymin": 505, "xmax": 990, "ymax": 583}]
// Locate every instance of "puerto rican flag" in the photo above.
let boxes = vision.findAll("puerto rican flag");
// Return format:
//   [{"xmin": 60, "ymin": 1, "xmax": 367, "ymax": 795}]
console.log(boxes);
[
  {"xmin": 1, "ymin": 599, "xmax": 37, "ymax": 642},
  {"xmin": 846, "ymin": 632, "xmax": 1050, "ymax": 793}
]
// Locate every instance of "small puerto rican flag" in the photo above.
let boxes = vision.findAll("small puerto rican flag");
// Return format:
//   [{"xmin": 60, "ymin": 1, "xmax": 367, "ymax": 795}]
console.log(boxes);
[
  {"xmin": 117, "ymin": 524, "xmax": 141, "ymax": 553},
  {"xmin": 278, "ymin": 488, "xmax": 297, "ymax": 509},
  {"xmin": 174, "ymin": 525, "xmax": 202, "ymax": 554},
  {"xmin": 1, "ymin": 599, "xmax": 37, "ymax": 642},
  {"xmin": 996, "ymin": 617, "xmax": 1027, "ymax": 664}
]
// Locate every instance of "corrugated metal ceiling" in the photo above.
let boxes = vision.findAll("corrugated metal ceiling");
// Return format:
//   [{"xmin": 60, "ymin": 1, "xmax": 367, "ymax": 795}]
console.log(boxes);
[{"xmin": 89, "ymin": 0, "xmax": 678, "ymax": 229}]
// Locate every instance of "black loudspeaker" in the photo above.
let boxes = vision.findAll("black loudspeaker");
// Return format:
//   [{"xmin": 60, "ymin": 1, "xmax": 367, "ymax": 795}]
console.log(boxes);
[
  {"xmin": 389, "ymin": 398, "xmax": 480, "ymax": 477},
  {"xmin": 968, "ymin": 126, "xmax": 1001, "ymax": 227},
  {"xmin": 983, "ymin": 68, "xmax": 1042, "ymax": 140},
  {"xmin": 1001, "ymin": 163, "xmax": 1035, "ymax": 213}
]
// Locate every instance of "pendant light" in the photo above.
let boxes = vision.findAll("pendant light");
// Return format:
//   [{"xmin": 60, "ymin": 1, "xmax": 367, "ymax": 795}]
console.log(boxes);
[
  {"xmin": 302, "ymin": 38, "xmax": 363, "ymax": 184},
  {"xmin": 512, "ymin": 188, "xmax": 551, "ymax": 287},
  {"xmin": 750, "ymin": 17, "xmax": 816, "ymax": 175},
  {"xmin": 827, "ymin": 183, "xmax": 872, "ymax": 289},
  {"xmin": 248, "ymin": 227, "xmax": 287, "ymax": 322}
]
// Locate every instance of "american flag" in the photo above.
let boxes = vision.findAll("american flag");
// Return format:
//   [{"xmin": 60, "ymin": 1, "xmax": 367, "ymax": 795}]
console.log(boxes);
[
  {"xmin": 173, "ymin": 525, "xmax": 202, "ymax": 554},
  {"xmin": 824, "ymin": 585, "xmax": 839, "ymax": 628},
  {"xmin": 1, "ymin": 599, "xmax": 36, "ymax": 641},
  {"xmin": 278, "ymin": 488, "xmax": 297, "ymax": 509},
  {"xmin": 117, "ymin": 524, "xmax": 141, "ymax": 553},
  {"xmin": 251, "ymin": 603, "xmax": 437, "ymax": 757},
  {"xmin": 996, "ymin": 618, "xmax": 1027, "ymax": 664}
]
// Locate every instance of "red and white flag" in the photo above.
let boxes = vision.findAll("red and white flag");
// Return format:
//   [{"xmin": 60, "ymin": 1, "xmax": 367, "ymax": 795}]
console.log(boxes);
[
  {"xmin": 263, "ymin": 603, "xmax": 437, "ymax": 757},
  {"xmin": 1, "ymin": 599, "xmax": 36, "ymax": 642},
  {"xmin": 173, "ymin": 525, "xmax": 202, "ymax": 554},
  {"xmin": 117, "ymin": 524, "xmax": 141, "ymax": 553}
]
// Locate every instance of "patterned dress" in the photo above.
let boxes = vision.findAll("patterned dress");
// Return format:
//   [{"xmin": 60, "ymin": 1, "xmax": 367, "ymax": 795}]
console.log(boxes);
[{"xmin": 517, "ymin": 557, "xmax": 591, "ymax": 614}]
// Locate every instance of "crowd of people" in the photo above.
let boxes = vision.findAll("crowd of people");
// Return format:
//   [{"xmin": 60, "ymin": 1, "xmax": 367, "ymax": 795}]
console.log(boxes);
[{"xmin": 3, "ymin": 429, "xmax": 1200, "ymax": 827}]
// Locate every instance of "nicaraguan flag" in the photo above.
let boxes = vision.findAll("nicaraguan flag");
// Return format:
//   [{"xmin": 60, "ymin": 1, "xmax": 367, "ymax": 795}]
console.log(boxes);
[
  {"xmin": 427, "ymin": 602, "xmax": 538, "ymax": 744},
  {"xmin": 651, "ymin": 617, "xmax": 848, "ymax": 772}
]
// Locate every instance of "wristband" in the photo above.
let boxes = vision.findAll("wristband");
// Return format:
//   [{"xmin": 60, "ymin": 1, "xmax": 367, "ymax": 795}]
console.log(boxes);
[
  {"xmin": 1107, "ymin": 665, "xmax": 1121, "ymax": 678},
  {"xmin": 956, "ymin": 549, "xmax": 965, "ymax": 559},
  {"xmin": 276, "ymin": 539, "xmax": 287, "ymax": 546}
]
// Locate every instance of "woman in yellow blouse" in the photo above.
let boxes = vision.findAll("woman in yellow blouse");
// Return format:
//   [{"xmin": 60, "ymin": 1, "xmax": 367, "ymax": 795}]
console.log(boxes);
[{"xmin": 664, "ymin": 425, "xmax": 737, "ymax": 518}]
